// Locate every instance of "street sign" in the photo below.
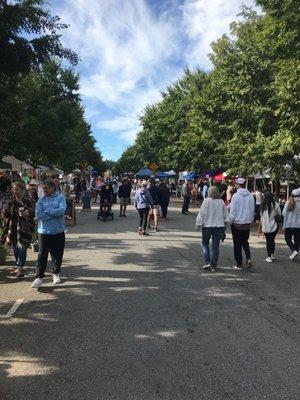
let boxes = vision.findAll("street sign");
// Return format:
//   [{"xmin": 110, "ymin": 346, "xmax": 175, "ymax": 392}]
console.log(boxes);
[{"xmin": 150, "ymin": 163, "xmax": 158, "ymax": 172}]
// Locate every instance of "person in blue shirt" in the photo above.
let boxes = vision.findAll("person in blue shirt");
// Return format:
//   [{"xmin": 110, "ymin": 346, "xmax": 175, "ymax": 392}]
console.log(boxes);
[{"xmin": 31, "ymin": 179, "xmax": 67, "ymax": 288}]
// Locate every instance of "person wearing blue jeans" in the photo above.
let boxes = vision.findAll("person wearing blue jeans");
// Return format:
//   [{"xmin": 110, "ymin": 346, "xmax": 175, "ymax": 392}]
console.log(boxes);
[
  {"xmin": 202, "ymin": 227, "xmax": 225, "ymax": 269},
  {"xmin": 2, "ymin": 182, "xmax": 35, "ymax": 278},
  {"xmin": 196, "ymin": 186, "xmax": 228, "ymax": 271}
]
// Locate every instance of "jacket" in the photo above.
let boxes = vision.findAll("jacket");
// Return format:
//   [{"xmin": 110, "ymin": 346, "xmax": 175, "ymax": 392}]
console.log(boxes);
[
  {"xmin": 134, "ymin": 188, "xmax": 154, "ymax": 210},
  {"xmin": 283, "ymin": 197, "xmax": 300, "ymax": 229},
  {"xmin": 158, "ymin": 186, "xmax": 171, "ymax": 204},
  {"xmin": 261, "ymin": 203, "xmax": 281, "ymax": 233},
  {"xmin": 229, "ymin": 189, "xmax": 255, "ymax": 224},
  {"xmin": 196, "ymin": 198, "xmax": 229, "ymax": 227},
  {"xmin": 36, "ymin": 191, "xmax": 66, "ymax": 235},
  {"xmin": 2, "ymin": 197, "xmax": 35, "ymax": 247}
]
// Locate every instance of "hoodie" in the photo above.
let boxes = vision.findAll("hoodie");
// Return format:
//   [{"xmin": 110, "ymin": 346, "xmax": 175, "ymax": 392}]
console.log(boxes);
[
  {"xmin": 229, "ymin": 188, "xmax": 255, "ymax": 225},
  {"xmin": 36, "ymin": 191, "xmax": 67, "ymax": 235},
  {"xmin": 134, "ymin": 187, "xmax": 154, "ymax": 210},
  {"xmin": 282, "ymin": 197, "xmax": 300, "ymax": 229}
]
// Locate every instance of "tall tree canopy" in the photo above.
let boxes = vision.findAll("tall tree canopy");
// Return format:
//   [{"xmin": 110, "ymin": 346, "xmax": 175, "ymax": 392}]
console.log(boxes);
[
  {"xmin": 0, "ymin": 0, "xmax": 104, "ymax": 172},
  {"xmin": 115, "ymin": 0, "xmax": 300, "ymax": 179}
]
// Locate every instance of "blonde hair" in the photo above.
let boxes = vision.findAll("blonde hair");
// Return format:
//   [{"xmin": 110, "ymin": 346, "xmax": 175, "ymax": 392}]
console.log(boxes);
[
  {"xmin": 287, "ymin": 196, "xmax": 296, "ymax": 211},
  {"xmin": 208, "ymin": 186, "xmax": 220, "ymax": 199}
]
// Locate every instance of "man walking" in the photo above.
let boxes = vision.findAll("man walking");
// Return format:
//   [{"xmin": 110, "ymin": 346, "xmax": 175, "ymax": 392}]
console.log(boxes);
[
  {"xmin": 118, "ymin": 178, "xmax": 131, "ymax": 217},
  {"xmin": 182, "ymin": 180, "xmax": 192, "ymax": 214},
  {"xmin": 31, "ymin": 180, "xmax": 66, "ymax": 288},
  {"xmin": 229, "ymin": 178, "xmax": 255, "ymax": 270}
]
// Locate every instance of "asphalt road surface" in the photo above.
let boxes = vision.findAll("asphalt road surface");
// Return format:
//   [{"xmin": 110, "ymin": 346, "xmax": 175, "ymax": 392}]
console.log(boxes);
[{"xmin": 1, "ymin": 201, "xmax": 299, "ymax": 400}]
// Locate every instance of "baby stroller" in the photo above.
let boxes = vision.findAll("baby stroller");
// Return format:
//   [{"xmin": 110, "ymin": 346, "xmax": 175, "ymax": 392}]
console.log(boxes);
[{"xmin": 98, "ymin": 196, "xmax": 114, "ymax": 221}]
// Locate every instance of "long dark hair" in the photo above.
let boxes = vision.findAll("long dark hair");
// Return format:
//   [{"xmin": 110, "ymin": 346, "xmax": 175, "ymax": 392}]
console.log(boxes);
[{"xmin": 261, "ymin": 191, "xmax": 275, "ymax": 215}]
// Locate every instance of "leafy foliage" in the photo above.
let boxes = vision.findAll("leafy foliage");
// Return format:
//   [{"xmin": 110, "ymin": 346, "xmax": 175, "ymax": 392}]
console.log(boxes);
[{"xmin": 116, "ymin": 1, "xmax": 300, "ymax": 179}]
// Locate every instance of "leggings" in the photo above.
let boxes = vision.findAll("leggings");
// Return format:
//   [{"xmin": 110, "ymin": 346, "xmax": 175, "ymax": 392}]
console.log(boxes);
[
  {"xmin": 138, "ymin": 208, "xmax": 150, "ymax": 231},
  {"xmin": 264, "ymin": 229, "xmax": 278, "ymax": 257},
  {"xmin": 284, "ymin": 228, "xmax": 300, "ymax": 252}
]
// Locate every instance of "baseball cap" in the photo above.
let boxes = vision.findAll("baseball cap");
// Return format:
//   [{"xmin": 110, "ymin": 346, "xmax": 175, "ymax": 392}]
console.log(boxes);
[
  {"xmin": 291, "ymin": 188, "xmax": 300, "ymax": 197},
  {"xmin": 235, "ymin": 177, "xmax": 246, "ymax": 185}
]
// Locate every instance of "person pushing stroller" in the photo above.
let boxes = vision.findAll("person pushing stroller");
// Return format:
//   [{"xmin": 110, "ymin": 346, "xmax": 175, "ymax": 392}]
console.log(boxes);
[{"xmin": 99, "ymin": 181, "xmax": 114, "ymax": 220}]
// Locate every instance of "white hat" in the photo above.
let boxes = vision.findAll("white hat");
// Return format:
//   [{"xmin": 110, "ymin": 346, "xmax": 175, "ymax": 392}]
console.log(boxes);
[
  {"xmin": 292, "ymin": 188, "xmax": 300, "ymax": 197},
  {"xmin": 236, "ymin": 177, "xmax": 246, "ymax": 185}
]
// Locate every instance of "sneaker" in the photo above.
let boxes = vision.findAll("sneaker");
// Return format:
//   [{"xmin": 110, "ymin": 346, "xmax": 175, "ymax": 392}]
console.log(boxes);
[
  {"xmin": 52, "ymin": 274, "xmax": 61, "ymax": 284},
  {"xmin": 31, "ymin": 278, "xmax": 43, "ymax": 288},
  {"xmin": 233, "ymin": 265, "xmax": 243, "ymax": 270},
  {"xmin": 289, "ymin": 250, "xmax": 298, "ymax": 261},
  {"xmin": 246, "ymin": 259, "xmax": 253, "ymax": 269},
  {"xmin": 211, "ymin": 266, "xmax": 219, "ymax": 272},
  {"xmin": 202, "ymin": 264, "xmax": 211, "ymax": 271},
  {"xmin": 16, "ymin": 267, "xmax": 24, "ymax": 278},
  {"xmin": 266, "ymin": 257, "xmax": 273, "ymax": 263},
  {"xmin": 271, "ymin": 255, "xmax": 276, "ymax": 261}
]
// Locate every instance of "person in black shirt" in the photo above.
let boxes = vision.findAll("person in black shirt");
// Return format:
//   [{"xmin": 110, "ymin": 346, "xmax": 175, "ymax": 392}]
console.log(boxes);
[
  {"xmin": 158, "ymin": 181, "xmax": 171, "ymax": 219},
  {"xmin": 118, "ymin": 178, "xmax": 131, "ymax": 217},
  {"xmin": 219, "ymin": 180, "xmax": 228, "ymax": 203},
  {"xmin": 147, "ymin": 179, "xmax": 160, "ymax": 231}
]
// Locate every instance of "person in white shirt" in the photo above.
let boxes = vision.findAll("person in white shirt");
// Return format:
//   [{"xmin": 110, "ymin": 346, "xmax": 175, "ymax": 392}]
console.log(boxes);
[
  {"xmin": 229, "ymin": 178, "xmax": 255, "ymax": 270},
  {"xmin": 196, "ymin": 186, "xmax": 229, "ymax": 272},
  {"xmin": 259, "ymin": 191, "xmax": 281, "ymax": 263},
  {"xmin": 282, "ymin": 188, "xmax": 300, "ymax": 261},
  {"xmin": 254, "ymin": 187, "xmax": 262, "ymax": 221}
]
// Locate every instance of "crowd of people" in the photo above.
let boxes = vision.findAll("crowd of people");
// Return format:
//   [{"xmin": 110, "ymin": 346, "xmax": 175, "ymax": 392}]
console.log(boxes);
[
  {"xmin": 0, "ymin": 169, "xmax": 299, "ymax": 286},
  {"xmin": 194, "ymin": 178, "xmax": 300, "ymax": 271}
]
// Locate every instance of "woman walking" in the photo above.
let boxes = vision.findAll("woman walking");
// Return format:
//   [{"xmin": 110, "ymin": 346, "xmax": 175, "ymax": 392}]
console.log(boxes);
[
  {"xmin": 196, "ymin": 186, "xmax": 229, "ymax": 271},
  {"xmin": 259, "ymin": 191, "xmax": 281, "ymax": 263},
  {"xmin": 134, "ymin": 180, "xmax": 153, "ymax": 236},
  {"xmin": 282, "ymin": 188, "xmax": 300, "ymax": 261},
  {"xmin": 2, "ymin": 182, "xmax": 35, "ymax": 277}
]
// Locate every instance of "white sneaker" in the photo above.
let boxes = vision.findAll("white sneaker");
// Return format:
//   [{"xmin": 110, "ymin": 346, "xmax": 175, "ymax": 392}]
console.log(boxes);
[
  {"xmin": 289, "ymin": 251, "xmax": 298, "ymax": 261},
  {"xmin": 31, "ymin": 278, "xmax": 43, "ymax": 288},
  {"xmin": 271, "ymin": 255, "xmax": 276, "ymax": 261},
  {"xmin": 202, "ymin": 264, "xmax": 211, "ymax": 270},
  {"xmin": 52, "ymin": 274, "xmax": 61, "ymax": 284},
  {"xmin": 266, "ymin": 257, "xmax": 273, "ymax": 263}
]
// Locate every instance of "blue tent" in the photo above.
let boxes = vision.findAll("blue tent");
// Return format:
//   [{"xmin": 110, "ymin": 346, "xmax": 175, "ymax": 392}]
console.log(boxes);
[
  {"xmin": 135, "ymin": 167, "xmax": 152, "ymax": 178},
  {"xmin": 155, "ymin": 171, "xmax": 169, "ymax": 178},
  {"xmin": 182, "ymin": 172, "xmax": 199, "ymax": 180}
]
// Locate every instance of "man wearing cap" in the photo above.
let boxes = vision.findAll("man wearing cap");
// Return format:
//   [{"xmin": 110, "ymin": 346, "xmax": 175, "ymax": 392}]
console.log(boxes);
[{"xmin": 229, "ymin": 178, "xmax": 255, "ymax": 269}]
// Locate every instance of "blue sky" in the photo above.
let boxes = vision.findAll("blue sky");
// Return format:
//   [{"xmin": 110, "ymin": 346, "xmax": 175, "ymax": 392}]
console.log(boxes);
[{"xmin": 49, "ymin": 0, "xmax": 255, "ymax": 161}]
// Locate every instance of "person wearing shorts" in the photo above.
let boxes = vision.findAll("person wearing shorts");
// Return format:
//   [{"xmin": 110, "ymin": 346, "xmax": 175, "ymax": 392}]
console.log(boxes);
[
  {"xmin": 147, "ymin": 179, "xmax": 160, "ymax": 231},
  {"xmin": 118, "ymin": 178, "xmax": 131, "ymax": 217}
]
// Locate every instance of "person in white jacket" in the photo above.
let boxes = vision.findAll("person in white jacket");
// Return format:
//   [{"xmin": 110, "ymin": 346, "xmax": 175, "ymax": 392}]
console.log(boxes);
[
  {"xmin": 196, "ymin": 186, "xmax": 229, "ymax": 271},
  {"xmin": 229, "ymin": 178, "xmax": 255, "ymax": 269},
  {"xmin": 282, "ymin": 188, "xmax": 300, "ymax": 261},
  {"xmin": 260, "ymin": 191, "xmax": 281, "ymax": 263}
]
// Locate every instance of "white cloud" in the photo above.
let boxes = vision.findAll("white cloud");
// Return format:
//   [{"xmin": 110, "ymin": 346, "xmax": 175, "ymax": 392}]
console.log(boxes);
[
  {"xmin": 182, "ymin": 0, "xmax": 256, "ymax": 69},
  {"xmin": 55, "ymin": 0, "xmax": 257, "ymax": 153}
]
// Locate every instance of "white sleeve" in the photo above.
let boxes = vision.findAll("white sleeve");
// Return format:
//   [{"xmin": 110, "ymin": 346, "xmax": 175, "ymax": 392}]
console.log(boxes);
[
  {"xmin": 196, "ymin": 201, "xmax": 207, "ymax": 226},
  {"xmin": 229, "ymin": 194, "xmax": 237, "ymax": 223}
]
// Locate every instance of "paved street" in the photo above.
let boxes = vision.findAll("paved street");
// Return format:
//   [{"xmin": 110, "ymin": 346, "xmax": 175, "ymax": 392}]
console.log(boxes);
[{"xmin": 1, "ymin": 201, "xmax": 299, "ymax": 400}]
